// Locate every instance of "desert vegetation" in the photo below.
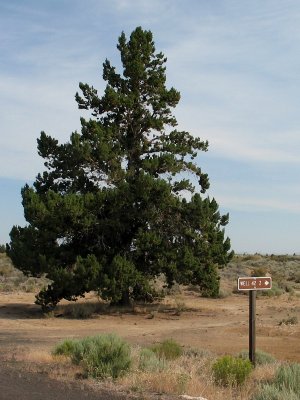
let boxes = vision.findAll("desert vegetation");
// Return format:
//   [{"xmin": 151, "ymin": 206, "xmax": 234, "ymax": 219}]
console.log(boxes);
[
  {"xmin": 0, "ymin": 251, "xmax": 299, "ymax": 399},
  {"xmin": 0, "ymin": 253, "xmax": 49, "ymax": 293},
  {"xmin": 1, "ymin": 252, "xmax": 300, "ymax": 301},
  {"xmin": 45, "ymin": 334, "xmax": 300, "ymax": 399}
]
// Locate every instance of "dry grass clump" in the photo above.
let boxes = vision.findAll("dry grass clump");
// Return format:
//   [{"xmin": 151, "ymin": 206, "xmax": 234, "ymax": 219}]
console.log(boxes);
[
  {"xmin": 119, "ymin": 349, "xmax": 280, "ymax": 400},
  {"xmin": 278, "ymin": 315, "xmax": 298, "ymax": 326},
  {"xmin": 116, "ymin": 343, "xmax": 281, "ymax": 400},
  {"xmin": 119, "ymin": 351, "xmax": 214, "ymax": 397},
  {"xmin": 58, "ymin": 301, "xmax": 104, "ymax": 319},
  {"xmin": 0, "ymin": 253, "xmax": 49, "ymax": 293},
  {"xmin": 12, "ymin": 335, "xmax": 286, "ymax": 400}
]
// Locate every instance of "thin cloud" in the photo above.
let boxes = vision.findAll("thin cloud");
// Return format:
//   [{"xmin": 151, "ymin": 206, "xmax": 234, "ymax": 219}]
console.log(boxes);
[
  {"xmin": 1, "ymin": 0, "xmax": 300, "ymax": 251},
  {"xmin": 218, "ymin": 194, "xmax": 300, "ymax": 214},
  {"xmin": 208, "ymin": 131, "xmax": 300, "ymax": 164}
]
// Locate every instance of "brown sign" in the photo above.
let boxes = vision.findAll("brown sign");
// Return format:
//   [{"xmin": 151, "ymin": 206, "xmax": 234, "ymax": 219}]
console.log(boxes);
[{"xmin": 238, "ymin": 277, "xmax": 272, "ymax": 291}]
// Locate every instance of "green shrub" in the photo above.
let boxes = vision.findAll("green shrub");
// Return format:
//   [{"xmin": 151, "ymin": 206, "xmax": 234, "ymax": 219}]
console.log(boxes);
[
  {"xmin": 253, "ymin": 363, "xmax": 300, "ymax": 399},
  {"xmin": 261, "ymin": 282, "xmax": 284, "ymax": 297},
  {"xmin": 275, "ymin": 363, "xmax": 300, "ymax": 393},
  {"xmin": 138, "ymin": 348, "xmax": 166, "ymax": 372},
  {"xmin": 53, "ymin": 334, "xmax": 131, "ymax": 379},
  {"xmin": 53, "ymin": 339, "xmax": 78, "ymax": 356},
  {"xmin": 212, "ymin": 355, "xmax": 253, "ymax": 386},
  {"xmin": 238, "ymin": 350, "xmax": 276, "ymax": 365},
  {"xmin": 253, "ymin": 384, "xmax": 299, "ymax": 400},
  {"xmin": 150, "ymin": 339, "xmax": 183, "ymax": 360}
]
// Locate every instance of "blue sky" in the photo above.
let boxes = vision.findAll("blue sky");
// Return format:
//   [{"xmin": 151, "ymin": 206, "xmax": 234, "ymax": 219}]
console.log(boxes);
[{"xmin": 1, "ymin": 0, "xmax": 299, "ymax": 254}]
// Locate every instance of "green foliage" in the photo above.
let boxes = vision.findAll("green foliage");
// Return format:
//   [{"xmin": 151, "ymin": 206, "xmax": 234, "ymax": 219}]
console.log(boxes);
[
  {"xmin": 253, "ymin": 385, "xmax": 299, "ymax": 400},
  {"xmin": 53, "ymin": 339, "xmax": 78, "ymax": 356},
  {"xmin": 8, "ymin": 27, "xmax": 233, "ymax": 310},
  {"xmin": 53, "ymin": 334, "xmax": 131, "ymax": 379},
  {"xmin": 275, "ymin": 363, "xmax": 300, "ymax": 393},
  {"xmin": 212, "ymin": 355, "xmax": 253, "ymax": 386},
  {"xmin": 138, "ymin": 348, "xmax": 166, "ymax": 372},
  {"xmin": 0, "ymin": 244, "xmax": 6, "ymax": 253},
  {"xmin": 253, "ymin": 363, "xmax": 300, "ymax": 400},
  {"xmin": 238, "ymin": 350, "xmax": 276, "ymax": 365},
  {"xmin": 150, "ymin": 339, "xmax": 183, "ymax": 360}
]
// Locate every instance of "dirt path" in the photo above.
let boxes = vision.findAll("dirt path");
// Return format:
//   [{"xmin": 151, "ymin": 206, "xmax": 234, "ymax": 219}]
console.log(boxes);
[
  {"xmin": 0, "ymin": 291, "xmax": 299, "ymax": 400},
  {"xmin": 0, "ymin": 291, "xmax": 299, "ymax": 362},
  {"xmin": 0, "ymin": 361, "xmax": 180, "ymax": 400}
]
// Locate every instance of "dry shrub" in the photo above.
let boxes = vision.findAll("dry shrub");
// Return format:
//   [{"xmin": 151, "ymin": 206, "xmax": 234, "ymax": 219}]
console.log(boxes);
[
  {"xmin": 251, "ymin": 363, "xmax": 279, "ymax": 385},
  {"xmin": 22, "ymin": 349, "xmax": 55, "ymax": 363},
  {"xmin": 119, "ymin": 354, "xmax": 211, "ymax": 396},
  {"xmin": 237, "ymin": 350, "xmax": 276, "ymax": 366},
  {"xmin": 278, "ymin": 316, "xmax": 298, "ymax": 326},
  {"xmin": 118, "ymin": 350, "xmax": 283, "ymax": 400},
  {"xmin": 59, "ymin": 301, "xmax": 102, "ymax": 319},
  {"xmin": 120, "ymin": 352, "xmax": 236, "ymax": 398}
]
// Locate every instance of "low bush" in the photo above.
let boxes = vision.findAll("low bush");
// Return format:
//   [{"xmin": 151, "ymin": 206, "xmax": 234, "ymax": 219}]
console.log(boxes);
[
  {"xmin": 53, "ymin": 334, "xmax": 131, "ymax": 379},
  {"xmin": 275, "ymin": 363, "xmax": 300, "ymax": 393},
  {"xmin": 212, "ymin": 355, "xmax": 253, "ymax": 386},
  {"xmin": 52, "ymin": 339, "xmax": 78, "ymax": 357},
  {"xmin": 66, "ymin": 302, "xmax": 100, "ymax": 319},
  {"xmin": 238, "ymin": 350, "xmax": 276, "ymax": 365},
  {"xmin": 260, "ymin": 282, "xmax": 284, "ymax": 297},
  {"xmin": 138, "ymin": 348, "xmax": 166, "ymax": 372},
  {"xmin": 150, "ymin": 339, "xmax": 183, "ymax": 360},
  {"xmin": 253, "ymin": 384, "xmax": 299, "ymax": 400},
  {"xmin": 253, "ymin": 363, "xmax": 300, "ymax": 399},
  {"xmin": 184, "ymin": 347, "xmax": 213, "ymax": 359}
]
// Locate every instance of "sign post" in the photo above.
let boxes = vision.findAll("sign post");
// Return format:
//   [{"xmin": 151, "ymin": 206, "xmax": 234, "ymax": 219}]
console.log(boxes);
[
  {"xmin": 249, "ymin": 290, "xmax": 256, "ymax": 365},
  {"xmin": 237, "ymin": 276, "xmax": 272, "ymax": 367}
]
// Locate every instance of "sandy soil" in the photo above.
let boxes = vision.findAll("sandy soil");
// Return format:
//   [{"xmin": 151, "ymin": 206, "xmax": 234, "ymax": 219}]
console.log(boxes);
[{"xmin": 0, "ymin": 290, "xmax": 299, "ymax": 363}]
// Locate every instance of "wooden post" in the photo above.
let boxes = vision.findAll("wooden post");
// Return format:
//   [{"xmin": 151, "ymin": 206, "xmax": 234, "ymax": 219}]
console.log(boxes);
[{"xmin": 249, "ymin": 290, "xmax": 256, "ymax": 366}]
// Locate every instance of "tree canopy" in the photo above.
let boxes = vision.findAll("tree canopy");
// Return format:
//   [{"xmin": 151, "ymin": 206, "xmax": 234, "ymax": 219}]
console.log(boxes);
[{"xmin": 8, "ymin": 27, "xmax": 233, "ymax": 310}]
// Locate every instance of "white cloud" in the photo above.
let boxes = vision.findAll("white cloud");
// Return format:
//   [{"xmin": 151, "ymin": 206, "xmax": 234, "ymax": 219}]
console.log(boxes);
[
  {"xmin": 207, "ymin": 130, "xmax": 300, "ymax": 164},
  {"xmin": 218, "ymin": 193, "xmax": 300, "ymax": 214},
  {"xmin": 1, "ymin": 0, "xmax": 300, "ymax": 252}
]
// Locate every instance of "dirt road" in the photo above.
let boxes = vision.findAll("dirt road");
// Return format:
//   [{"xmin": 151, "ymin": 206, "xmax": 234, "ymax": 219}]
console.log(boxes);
[
  {"xmin": 0, "ymin": 366, "xmax": 127, "ymax": 400},
  {"xmin": 0, "ymin": 290, "xmax": 299, "ymax": 400},
  {"xmin": 0, "ymin": 291, "xmax": 299, "ymax": 362},
  {"xmin": 0, "ymin": 363, "xmax": 178, "ymax": 400}
]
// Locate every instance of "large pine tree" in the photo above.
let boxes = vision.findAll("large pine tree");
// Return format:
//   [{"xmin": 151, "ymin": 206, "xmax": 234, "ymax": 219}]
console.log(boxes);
[{"xmin": 8, "ymin": 27, "xmax": 233, "ymax": 310}]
